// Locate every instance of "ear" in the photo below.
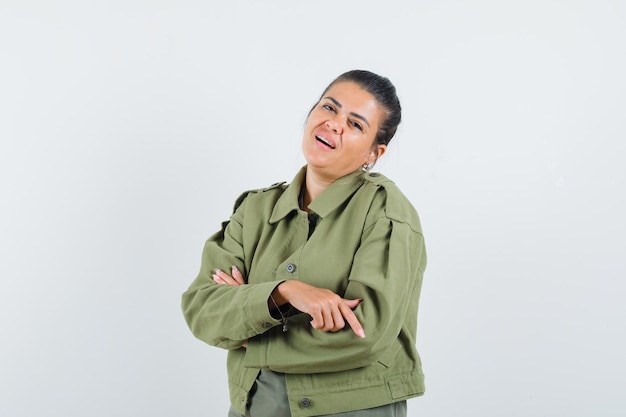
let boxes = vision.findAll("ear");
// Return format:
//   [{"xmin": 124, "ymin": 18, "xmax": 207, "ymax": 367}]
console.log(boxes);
[{"xmin": 367, "ymin": 144, "xmax": 387, "ymax": 164}]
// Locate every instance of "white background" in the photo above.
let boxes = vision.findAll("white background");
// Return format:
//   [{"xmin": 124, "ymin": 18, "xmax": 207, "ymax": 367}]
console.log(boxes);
[{"xmin": 1, "ymin": 1, "xmax": 625, "ymax": 416}]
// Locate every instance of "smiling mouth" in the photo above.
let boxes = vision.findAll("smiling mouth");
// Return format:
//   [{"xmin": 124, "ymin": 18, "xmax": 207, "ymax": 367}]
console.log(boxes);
[{"xmin": 316, "ymin": 135, "xmax": 335, "ymax": 149}]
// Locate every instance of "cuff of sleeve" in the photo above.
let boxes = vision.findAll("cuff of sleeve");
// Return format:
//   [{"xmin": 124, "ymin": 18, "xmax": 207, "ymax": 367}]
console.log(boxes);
[{"xmin": 244, "ymin": 280, "xmax": 284, "ymax": 334}]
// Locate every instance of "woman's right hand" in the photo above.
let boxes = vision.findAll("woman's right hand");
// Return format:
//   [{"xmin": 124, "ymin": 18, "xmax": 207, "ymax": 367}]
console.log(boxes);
[{"xmin": 274, "ymin": 280, "xmax": 365, "ymax": 338}]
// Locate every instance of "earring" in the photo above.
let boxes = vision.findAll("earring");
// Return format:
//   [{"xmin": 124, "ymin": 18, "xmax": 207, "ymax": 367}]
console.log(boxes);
[{"xmin": 362, "ymin": 162, "xmax": 373, "ymax": 172}]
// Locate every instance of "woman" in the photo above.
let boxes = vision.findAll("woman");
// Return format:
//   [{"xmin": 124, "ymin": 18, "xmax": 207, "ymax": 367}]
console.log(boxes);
[{"xmin": 182, "ymin": 70, "xmax": 427, "ymax": 417}]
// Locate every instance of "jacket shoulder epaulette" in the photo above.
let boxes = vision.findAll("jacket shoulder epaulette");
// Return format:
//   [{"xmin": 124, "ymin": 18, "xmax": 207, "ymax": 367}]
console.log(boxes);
[
  {"xmin": 364, "ymin": 172, "xmax": 421, "ymax": 231},
  {"xmin": 262, "ymin": 181, "xmax": 287, "ymax": 192},
  {"xmin": 362, "ymin": 172, "xmax": 393, "ymax": 187},
  {"xmin": 232, "ymin": 181, "xmax": 286, "ymax": 212}
]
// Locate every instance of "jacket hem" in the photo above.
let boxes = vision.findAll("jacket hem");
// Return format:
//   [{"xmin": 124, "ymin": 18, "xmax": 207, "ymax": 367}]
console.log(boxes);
[{"xmin": 285, "ymin": 371, "xmax": 425, "ymax": 417}]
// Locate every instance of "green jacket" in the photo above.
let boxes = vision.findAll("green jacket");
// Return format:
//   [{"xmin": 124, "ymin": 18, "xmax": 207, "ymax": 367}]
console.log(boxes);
[{"xmin": 182, "ymin": 167, "xmax": 427, "ymax": 417}]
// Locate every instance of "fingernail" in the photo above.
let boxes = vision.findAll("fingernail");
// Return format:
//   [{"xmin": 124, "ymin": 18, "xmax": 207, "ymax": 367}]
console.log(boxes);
[
  {"xmin": 215, "ymin": 269, "xmax": 222, "ymax": 274},
  {"xmin": 232, "ymin": 265, "xmax": 238, "ymax": 272},
  {"xmin": 357, "ymin": 329, "xmax": 365, "ymax": 338}
]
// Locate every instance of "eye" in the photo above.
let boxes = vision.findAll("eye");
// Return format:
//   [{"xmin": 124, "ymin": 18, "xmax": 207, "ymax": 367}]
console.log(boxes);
[
  {"xmin": 350, "ymin": 120, "xmax": 363, "ymax": 131},
  {"xmin": 322, "ymin": 104, "xmax": 335, "ymax": 112}
]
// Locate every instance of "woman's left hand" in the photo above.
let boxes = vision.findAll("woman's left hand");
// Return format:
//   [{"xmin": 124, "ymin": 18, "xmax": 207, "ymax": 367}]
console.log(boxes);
[
  {"xmin": 212, "ymin": 266, "xmax": 245, "ymax": 286},
  {"xmin": 212, "ymin": 266, "xmax": 248, "ymax": 348}
]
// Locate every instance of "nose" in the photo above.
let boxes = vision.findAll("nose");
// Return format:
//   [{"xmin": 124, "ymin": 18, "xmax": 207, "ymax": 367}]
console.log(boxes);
[{"xmin": 325, "ymin": 115, "xmax": 343, "ymax": 134}]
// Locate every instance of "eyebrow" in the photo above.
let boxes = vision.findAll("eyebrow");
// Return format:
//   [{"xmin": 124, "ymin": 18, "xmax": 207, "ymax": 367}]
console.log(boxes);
[{"xmin": 324, "ymin": 96, "xmax": 371, "ymax": 128}]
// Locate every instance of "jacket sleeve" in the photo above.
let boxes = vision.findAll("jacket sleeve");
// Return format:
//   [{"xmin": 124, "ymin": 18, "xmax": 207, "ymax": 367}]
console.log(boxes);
[
  {"xmin": 181, "ymin": 194, "xmax": 284, "ymax": 350},
  {"xmin": 243, "ymin": 196, "xmax": 427, "ymax": 373}
]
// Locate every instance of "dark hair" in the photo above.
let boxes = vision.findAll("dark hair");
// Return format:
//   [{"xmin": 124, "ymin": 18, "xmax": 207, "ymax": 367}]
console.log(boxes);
[{"xmin": 314, "ymin": 69, "xmax": 402, "ymax": 147}]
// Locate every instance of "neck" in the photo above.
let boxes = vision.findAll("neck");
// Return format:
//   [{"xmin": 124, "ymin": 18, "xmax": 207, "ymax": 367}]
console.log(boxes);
[{"xmin": 303, "ymin": 167, "xmax": 335, "ymax": 208}]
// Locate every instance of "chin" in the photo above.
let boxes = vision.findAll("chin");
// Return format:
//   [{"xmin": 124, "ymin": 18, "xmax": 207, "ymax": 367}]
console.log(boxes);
[{"xmin": 304, "ymin": 157, "xmax": 331, "ymax": 170}]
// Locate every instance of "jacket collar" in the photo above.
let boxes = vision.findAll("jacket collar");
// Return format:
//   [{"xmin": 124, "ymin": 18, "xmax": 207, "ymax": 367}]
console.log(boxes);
[{"xmin": 269, "ymin": 166, "xmax": 366, "ymax": 224}]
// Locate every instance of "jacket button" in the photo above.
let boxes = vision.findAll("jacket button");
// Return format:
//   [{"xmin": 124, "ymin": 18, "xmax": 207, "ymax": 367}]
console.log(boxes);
[
  {"xmin": 286, "ymin": 263, "xmax": 296, "ymax": 273},
  {"xmin": 300, "ymin": 398, "xmax": 311, "ymax": 407},
  {"xmin": 261, "ymin": 322, "xmax": 272, "ymax": 329},
  {"xmin": 369, "ymin": 172, "xmax": 380, "ymax": 177}
]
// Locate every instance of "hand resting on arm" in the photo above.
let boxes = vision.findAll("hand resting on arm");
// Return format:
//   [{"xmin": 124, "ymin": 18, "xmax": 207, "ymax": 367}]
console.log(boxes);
[{"xmin": 212, "ymin": 267, "xmax": 364, "ymax": 338}]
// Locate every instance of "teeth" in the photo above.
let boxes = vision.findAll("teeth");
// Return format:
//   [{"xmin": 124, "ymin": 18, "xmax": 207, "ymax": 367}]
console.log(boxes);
[{"xmin": 316, "ymin": 136, "xmax": 334, "ymax": 148}]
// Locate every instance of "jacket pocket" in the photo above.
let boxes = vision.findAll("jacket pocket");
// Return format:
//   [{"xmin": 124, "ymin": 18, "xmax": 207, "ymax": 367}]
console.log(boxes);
[{"xmin": 377, "ymin": 339, "xmax": 402, "ymax": 368}]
